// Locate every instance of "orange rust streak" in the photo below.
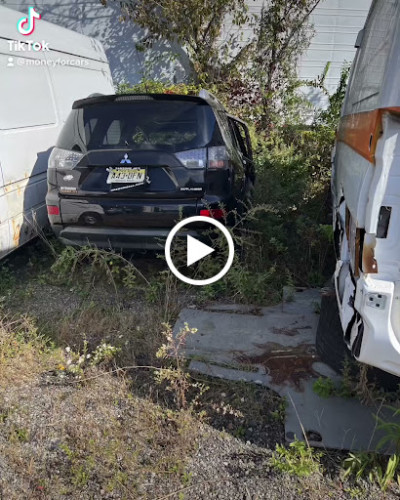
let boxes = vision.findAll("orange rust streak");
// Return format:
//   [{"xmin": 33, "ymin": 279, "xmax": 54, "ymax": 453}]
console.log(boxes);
[
  {"xmin": 354, "ymin": 228, "xmax": 361, "ymax": 277},
  {"xmin": 337, "ymin": 109, "xmax": 381, "ymax": 163},
  {"xmin": 11, "ymin": 220, "xmax": 21, "ymax": 246},
  {"xmin": 337, "ymin": 107, "xmax": 400, "ymax": 164},
  {"xmin": 363, "ymin": 241, "xmax": 378, "ymax": 274}
]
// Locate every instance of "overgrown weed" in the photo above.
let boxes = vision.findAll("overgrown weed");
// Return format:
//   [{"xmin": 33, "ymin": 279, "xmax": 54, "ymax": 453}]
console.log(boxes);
[{"xmin": 271, "ymin": 438, "xmax": 323, "ymax": 478}]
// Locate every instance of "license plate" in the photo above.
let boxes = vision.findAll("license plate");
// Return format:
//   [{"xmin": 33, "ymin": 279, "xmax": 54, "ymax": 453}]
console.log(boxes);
[{"xmin": 106, "ymin": 167, "xmax": 146, "ymax": 185}]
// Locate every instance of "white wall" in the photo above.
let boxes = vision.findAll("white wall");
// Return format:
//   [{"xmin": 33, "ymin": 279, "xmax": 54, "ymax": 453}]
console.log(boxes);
[
  {"xmin": 3, "ymin": 0, "xmax": 372, "ymax": 107},
  {"xmin": 1, "ymin": 0, "xmax": 188, "ymax": 84},
  {"xmin": 298, "ymin": 0, "xmax": 373, "ymax": 106}
]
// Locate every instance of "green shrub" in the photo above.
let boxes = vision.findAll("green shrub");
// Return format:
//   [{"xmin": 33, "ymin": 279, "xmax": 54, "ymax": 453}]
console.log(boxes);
[
  {"xmin": 343, "ymin": 452, "xmax": 400, "ymax": 492},
  {"xmin": 116, "ymin": 80, "xmax": 205, "ymax": 96},
  {"xmin": 271, "ymin": 439, "xmax": 323, "ymax": 477},
  {"xmin": 313, "ymin": 377, "xmax": 336, "ymax": 398},
  {"xmin": 251, "ymin": 131, "xmax": 334, "ymax": 287}
]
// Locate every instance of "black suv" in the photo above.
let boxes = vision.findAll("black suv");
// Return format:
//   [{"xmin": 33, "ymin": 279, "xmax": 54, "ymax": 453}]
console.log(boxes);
[{"xmin": 46, "ymin": 91, "xmax": 255, "ymax": 250}]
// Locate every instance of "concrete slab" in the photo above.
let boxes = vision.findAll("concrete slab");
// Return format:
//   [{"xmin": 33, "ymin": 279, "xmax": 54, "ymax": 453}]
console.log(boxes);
[
  {"xmin": 174, "ymin": 289, "xmax": 400, "ymax": 453},
  {"xmin": 284, "ymin": 381, "xmax": 397, "ymax": 453}
]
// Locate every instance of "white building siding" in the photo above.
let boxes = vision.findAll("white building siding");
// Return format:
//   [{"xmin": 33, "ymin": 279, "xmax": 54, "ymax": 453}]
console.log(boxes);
[
  {"xmin": 3, "ymin": 0, "xmax": 372, "ymax": 107},
  {"xmin": 220, "ymin": 0, "xmax": 372, "ymax": 106},
  {"xmin": 298, "ymin": 0, "xmax": 373, "ymax": 105},
  {"xmin": 1, "ymin": 0, "xmax": 184, "ymax": 84}
]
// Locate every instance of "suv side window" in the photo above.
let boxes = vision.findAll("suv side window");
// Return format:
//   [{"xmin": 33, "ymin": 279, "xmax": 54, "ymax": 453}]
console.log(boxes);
[{"xmin": 229, "ymin": 118, "xmax": 252, "ymax": 160}]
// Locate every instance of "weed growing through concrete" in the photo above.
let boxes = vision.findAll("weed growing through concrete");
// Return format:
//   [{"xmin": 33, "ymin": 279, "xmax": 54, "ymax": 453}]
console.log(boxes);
[{"xmin": 312, "ymin": 377, "xmax": 336, "ymax": 398}]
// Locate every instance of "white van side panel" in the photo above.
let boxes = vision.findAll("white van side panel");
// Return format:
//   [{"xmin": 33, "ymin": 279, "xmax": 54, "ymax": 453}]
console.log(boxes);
[
  {"xmin": 0, "ymin": 6, "xmax": 114, "ymax": 259},
  {"xmin": 333, "ymin": 141, "xmax": 374, "ymax": 228},
  {"xmin": 0, "ymin": 6, "xmax": 109, "ymax": 63},
  {"xmin": 365, "ymin": 113, "xmax": 400, "ymax": 236},
  {"xmin": 0, "ymin": 41, "xmax": 58, "ymax": 257},
  {"xmin": 368, "ymin": 113, "xmax": 400, "ymax": 281},
  {"xmin": 0, "ymin": 184, "xmax": 11, "ymax": 260},
  {"xmin": 46, "ymin": 56, "xmax": 114, "ymax": 121}
]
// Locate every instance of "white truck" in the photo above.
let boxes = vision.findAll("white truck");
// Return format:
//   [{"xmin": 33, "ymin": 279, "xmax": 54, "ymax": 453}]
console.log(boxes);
[
  {"xmin": 317, "ymin": 0, "xmax": 400, "ymax": 378},
  {"xmin": 0, "ymin": 5, "xmax": 114, "ymax": 259}
]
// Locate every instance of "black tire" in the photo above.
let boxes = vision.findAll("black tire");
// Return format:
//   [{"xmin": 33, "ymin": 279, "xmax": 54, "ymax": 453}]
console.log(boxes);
[
  {"xmin": 368, "ymin": 366, "xmax": 400, "ymax": 392},
  {"xmin": 316, "ymin": 289, "xmax": 400, "ymax": 391},
  {"xmin": 316, "ymin": 289, "xmax": 351, "ymax": 373}
]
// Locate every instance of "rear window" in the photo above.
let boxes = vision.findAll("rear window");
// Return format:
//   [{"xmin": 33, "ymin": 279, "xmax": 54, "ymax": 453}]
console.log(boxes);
[{"xmin": 82, "ymin": 100, "xmax": 222, "ymax": 152}]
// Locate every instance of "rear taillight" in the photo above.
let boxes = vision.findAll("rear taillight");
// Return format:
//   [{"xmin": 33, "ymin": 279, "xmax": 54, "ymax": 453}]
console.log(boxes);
[
  {"xmin": 208, "ymin": 146, "xmax": 229, "ymax": 169},
  {"xmin": 200, "ymin": 209, "xmax": 225, "ymax": 219},
  {"xmin": 175, "ymin": 148, "xmax": 206, "ymax": 169},
  {"xmin": 47, "ymin": 205, "xmax": 60, "ymax": 216},
  {"xmin": 48, "ymin": 147, "xmax": 83, "ymax": 170}
]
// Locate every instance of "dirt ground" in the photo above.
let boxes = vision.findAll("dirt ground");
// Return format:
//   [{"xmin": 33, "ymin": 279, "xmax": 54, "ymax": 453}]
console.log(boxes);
[{"xmin": 0, "ymin": 237, "xmax": 398, "ymax": 499}]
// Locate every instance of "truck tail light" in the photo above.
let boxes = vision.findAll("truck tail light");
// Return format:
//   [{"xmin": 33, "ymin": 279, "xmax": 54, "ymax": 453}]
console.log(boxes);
[
  {"xmin": 47, "ymin": 205, "xmax": 60, "ymax": 216},
  {"xmin": 200, "ymin": 208, "xmax": 225, "ymax": 219}
]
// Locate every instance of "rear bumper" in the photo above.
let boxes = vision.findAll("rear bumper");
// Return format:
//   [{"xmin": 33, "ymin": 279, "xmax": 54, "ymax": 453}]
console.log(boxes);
[
  {"xmin": 53, "ymin": 225, "xmax": 201, "ymax": 250},
  {"xmin": 46, "ymin": 191, "xmax": 231, "ymax": 250},
  {"xmin": 354, "ymin": 276, "xmax": 400, "ymax": 376}
]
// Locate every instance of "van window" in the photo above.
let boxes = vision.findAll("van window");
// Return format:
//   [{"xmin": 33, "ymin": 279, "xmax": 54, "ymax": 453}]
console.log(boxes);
[
  {"xmin": 82, "ymin": 100, "xmax": 222, "ymax": 152},
  {"xmin": 344, "ymin": 0, "xmax": 398, "ymax": 114},
  {"xmin": 0, "ymin": 54, "xmax": 56, "ymax": 130}
]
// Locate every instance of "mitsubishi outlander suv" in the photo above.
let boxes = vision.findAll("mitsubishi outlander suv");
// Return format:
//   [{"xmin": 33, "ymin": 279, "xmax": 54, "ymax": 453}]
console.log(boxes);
[{"xmin": 46, "ymin": 90, "xmax": 255, "ymax": 250}]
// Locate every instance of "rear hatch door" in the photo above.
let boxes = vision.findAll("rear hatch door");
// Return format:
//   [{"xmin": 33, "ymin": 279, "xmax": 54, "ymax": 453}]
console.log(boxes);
[{"xmin": 69, "ymin": 96, "xmax": 221, "ymax": 200}]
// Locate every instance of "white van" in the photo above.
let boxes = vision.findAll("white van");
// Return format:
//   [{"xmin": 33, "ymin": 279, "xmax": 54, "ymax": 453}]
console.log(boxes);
[
  {"xmin": 317, "ymin": 0, "xmax": 400, "ymax": 377},
  {"xmin": 0, "ymin": 6, "xmax": 114, "ymax": 259}
]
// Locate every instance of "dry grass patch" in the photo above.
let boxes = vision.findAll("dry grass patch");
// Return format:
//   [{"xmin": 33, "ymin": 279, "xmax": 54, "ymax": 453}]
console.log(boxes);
[
  {"xmin": 0, "ymin": 316, "xmax": 200, "ymax": 500},
  {"xmin": 54, "ymin": 302, "xmax": 164, "ymax": 366},
  {"xmin": 0, "ymin": 315, "xmax": 63, "ymax": 387}
]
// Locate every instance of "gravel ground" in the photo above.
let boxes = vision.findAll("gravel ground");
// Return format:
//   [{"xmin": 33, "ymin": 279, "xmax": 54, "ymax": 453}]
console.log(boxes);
[
  {"xmin": 182, "ymin": 427, "xmax": 395, "ymax": 500},
  {"xmin": 1, "ymin": 239, "xmax": 400, "ymax": 499}
]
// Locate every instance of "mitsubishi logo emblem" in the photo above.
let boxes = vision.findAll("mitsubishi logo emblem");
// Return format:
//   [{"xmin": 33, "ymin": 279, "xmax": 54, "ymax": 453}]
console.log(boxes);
[{"xmin": 120, "ymin": 153, "xmax": 132, "ymax": 164}]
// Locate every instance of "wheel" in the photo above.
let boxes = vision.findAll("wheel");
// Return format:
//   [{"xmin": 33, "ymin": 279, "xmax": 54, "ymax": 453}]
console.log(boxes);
[
  {"xmin": 368, "ymin": 367, "xmax": 400, "ymax": 392},
  {"xmin": 316, "ymin": 290, "xmax": 400, "ymax": 390},
  {"xmin": 316, "ymin": 288, "xmax": 351, "ymax": 373}
]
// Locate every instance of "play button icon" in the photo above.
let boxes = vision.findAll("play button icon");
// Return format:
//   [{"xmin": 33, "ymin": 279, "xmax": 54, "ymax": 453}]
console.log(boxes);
[
  {"xmin": 165, "ymin": 216, "xmax": 235, "ymax": 286},
  {"xmin": 186, "ymin": 235, "xmax": 215, "ymax": 267}
]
